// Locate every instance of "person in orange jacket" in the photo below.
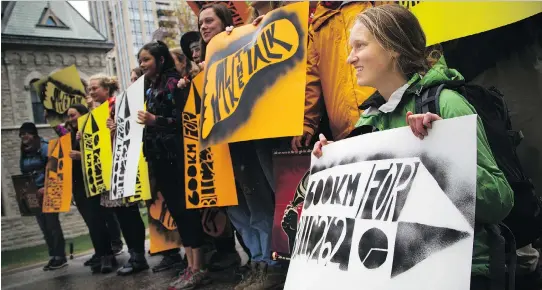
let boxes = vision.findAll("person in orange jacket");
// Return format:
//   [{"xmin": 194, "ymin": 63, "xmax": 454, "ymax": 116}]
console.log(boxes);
[{"xmin": 291, "ymin": 1, "xmax": 378, "ymax": 151}]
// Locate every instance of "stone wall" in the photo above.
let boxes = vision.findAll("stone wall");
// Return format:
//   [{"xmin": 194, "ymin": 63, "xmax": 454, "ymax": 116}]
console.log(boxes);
[{"xmin": 1, "ymin": 47, "xmax": 109, "ymax": 251}]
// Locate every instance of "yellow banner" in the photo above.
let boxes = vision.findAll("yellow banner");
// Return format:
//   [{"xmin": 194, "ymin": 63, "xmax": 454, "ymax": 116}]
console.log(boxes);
[
  {"xmin": 183, "ymin": 73, "xmax": 237, "ymax": 209},
  {"xmin": 399, "ymin": 1, "xmax": 542, "ymax": 46},
  {"xmin": 123, "ymin": 148, "xmax": 152, "ymax": 203},
  {"xmin": 35, "ymin": 65, "xmax": 87, "ymax": 127},
  {"xmin": 43, "ymin": 134, "xmax": 73, "ymax": 213},
  {"xmin": 78, "ymin": 102, "xmax": 112, "ymax": 197},
  {"xmin": 200, "ymin": 1, "xmax": 308, "ymax": 148}
]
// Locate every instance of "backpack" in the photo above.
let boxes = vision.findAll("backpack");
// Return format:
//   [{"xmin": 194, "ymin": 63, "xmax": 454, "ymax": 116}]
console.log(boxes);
[{"xmin": 415, "ymin": 80, "xmax": 542, "ymax": 248}]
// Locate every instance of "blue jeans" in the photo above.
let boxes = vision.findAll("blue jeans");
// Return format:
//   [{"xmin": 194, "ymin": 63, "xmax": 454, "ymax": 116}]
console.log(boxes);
[{"xmin": 228, "ymin": 142, "xmax": 277, "ymax": 265}]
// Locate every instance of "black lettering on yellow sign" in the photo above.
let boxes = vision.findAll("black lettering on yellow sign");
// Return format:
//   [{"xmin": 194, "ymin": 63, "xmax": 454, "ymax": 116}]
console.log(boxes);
[
  {"xmin": 200, "ymin": 10, "xmax": 305, "ymax": 149},
  {"xmin": 83, "ymin": 115, "xmax": 107, "ymax": 196},
  {"xmin": 44, "ymin": 141, "xmax": 64, "ymax": 211},
  {"xmin": 41, "ymin": 77, "xmax": 86, "ymax": 115},
  {"xmin": 399, "ymin": 1, "xmax": 421, "ymax": 9}
]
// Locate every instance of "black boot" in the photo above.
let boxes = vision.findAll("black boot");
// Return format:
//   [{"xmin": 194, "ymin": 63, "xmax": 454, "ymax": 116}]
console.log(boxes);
[
  {"xmin": 84, "ymin": 254, "xmax": 100, "ymax": 267},
  {"xmin": 101, "ymin": 255, "xmax": 117, "ymax": 274},
  {"xmin": 117, "ymin": 251, "xmax": 149, "ymax": 276}
]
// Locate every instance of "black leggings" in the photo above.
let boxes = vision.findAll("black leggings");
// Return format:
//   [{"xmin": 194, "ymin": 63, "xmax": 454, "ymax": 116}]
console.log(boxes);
[
  {"xmin": 151, "ymin": 159, "xmax": 204, "ymax": 248},
  {"xmin": 74, "ymin": 186, "xmax": 112, "ymax": 257},
  {"xmin": 113, "ymin": 204, "xmax": 146, "ymax": 254}
]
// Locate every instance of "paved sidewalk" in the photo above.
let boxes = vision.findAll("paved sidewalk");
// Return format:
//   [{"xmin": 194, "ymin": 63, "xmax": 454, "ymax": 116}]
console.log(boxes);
[{"xmin": 1, "ymin": 240, "xmax": 238, "ymax": 290}]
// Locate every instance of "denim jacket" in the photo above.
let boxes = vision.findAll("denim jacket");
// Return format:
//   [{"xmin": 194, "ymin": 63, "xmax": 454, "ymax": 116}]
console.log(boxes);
[{"xmin": 20, "ymin": 138, "xmax": 49, "ymax": 188}]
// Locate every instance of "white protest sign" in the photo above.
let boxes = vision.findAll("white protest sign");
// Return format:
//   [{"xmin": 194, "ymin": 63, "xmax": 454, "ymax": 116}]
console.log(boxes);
[
  {"xmin": 110, "ymin": 76, "xmax": 145, "ymax": 200},
  {"xmin": 284, "ymin": 115, "xmax": 477, "ymax": 290}
]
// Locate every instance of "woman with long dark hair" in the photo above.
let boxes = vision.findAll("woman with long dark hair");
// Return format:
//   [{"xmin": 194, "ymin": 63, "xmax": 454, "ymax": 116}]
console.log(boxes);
[{"xmin": 136, "ymin": 40, "xmax": 207, "ymax": 290}]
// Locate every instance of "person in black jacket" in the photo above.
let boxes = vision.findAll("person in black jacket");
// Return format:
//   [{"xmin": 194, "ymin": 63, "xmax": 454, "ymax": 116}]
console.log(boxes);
[
  {"xmin": 137, "ymin": 40, "xmax": 208, "ymax": 289},
  {"xmin": 66, "ymin": 104, "xmax": 118, "ymax": 274}
]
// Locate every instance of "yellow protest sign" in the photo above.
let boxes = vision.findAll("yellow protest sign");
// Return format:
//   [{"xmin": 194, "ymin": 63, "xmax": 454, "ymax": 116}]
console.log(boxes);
[
  {"xmin": 148, "ymin": 191, "xmax": 182, "ymax": 254},
  {"xmin": 398, "ymin": 1, "xmax": 542, "ymax": 46},
  {"xmin": 35, "ymin": 65, "xmax": 87, "ymax": 127},
  {"xmin": 43, "ymin": 134, "xmax": 73, "ymax": 213},
  {"xmin": 183, "ymin": 73, "xmax": 237, "ymax": 209},
  {"xmin": 200, "ymin": 1, "xmax": 309, "ymax": 149},
  {"xmin": 78, "ymin": 102, "xmax": 112, "ymax": 197},
  {"xmin": 123, "ymin": 148, "xmax": 152, "ymax": 203}
]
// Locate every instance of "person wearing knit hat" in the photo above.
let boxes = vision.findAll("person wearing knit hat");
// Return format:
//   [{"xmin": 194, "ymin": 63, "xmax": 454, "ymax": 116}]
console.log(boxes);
[
  {"xmin": 19, "ymin": 122, "xmax": 38, "ymax": 136},
  {"xmin": 180, "ymin": 31, "xmax": 201, "ymax": 63},
  {"xmin": 19, "ymin": 122, "xmax": 68, "ymax": 271}
]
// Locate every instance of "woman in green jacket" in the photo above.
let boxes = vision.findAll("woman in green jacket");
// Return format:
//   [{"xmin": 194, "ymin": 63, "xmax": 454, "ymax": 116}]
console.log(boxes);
[{"xmin": 313, "ymin": 4, "xmax": 514, "ymax": 290}]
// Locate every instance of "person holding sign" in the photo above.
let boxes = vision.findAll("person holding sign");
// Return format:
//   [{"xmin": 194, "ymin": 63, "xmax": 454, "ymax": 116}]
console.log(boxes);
[
  {"xmin": 67, "ymin": 104, "xmax": 119, "ymax": 274},
  {"xmin": 19, "ymin": 122, "xmax": 67, "ymax": 271},
  {"xmin": 291, "ymin": 1, "xmax": 378, "ymax": 152},
  {"xmin": 220, "ymin": 2, "xmax": 290, "ymax": 289},
  {"xmin": 87, "ymin": 74, "xmax": 149, "ymax": 275},
  {"xmin": 136, "ymin": 41, "xmax": 208, "ymax": 290},
  {"xmin": 314, "ymin": 4, "xmax": 514, "ymax": 290}
]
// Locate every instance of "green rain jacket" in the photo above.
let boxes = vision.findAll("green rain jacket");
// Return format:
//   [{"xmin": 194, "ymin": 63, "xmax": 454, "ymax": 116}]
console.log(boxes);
[{"xmin": 355, "ymin": 58, "xmax": 514, "ymax": 277}]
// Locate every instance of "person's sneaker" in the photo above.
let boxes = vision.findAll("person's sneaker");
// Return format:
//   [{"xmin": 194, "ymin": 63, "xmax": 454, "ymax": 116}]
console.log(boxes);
[
  {"xmin": 117, "ymin": 252, "xmax": 149, "ymax": 276},
  {"xmin": 234, "ymin": 262, "xmax": 258, "ymax": 290},
  {"xmin": 43, "ymin": 259, "xmax": 54, "ymax": 271},
  {"xmin": 152, "ymin": 253, "xmax": 183, "ymax": 273},
  {"xmin": 48, "ymin": 258, "xmax": 68, "ymax": 270},
  {"xmin": 84, "ymin": 254, "xmax": 100, "ymax": 267},
  {"xmin": 168, "ymin": 267, "xmax": 192, "ymax": 289},
  {"xmin": 112, "ymin": 244, "xmax": 124, "ymax": 256},
  {"xmin": 176, "ymin": 269, "xmax": 212, "ymax": 290}
]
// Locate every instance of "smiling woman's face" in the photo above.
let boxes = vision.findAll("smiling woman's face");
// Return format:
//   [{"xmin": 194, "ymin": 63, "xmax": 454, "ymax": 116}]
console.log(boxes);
[
  {"xmin": 199, "ymin": 8, "xmax": 224, "ymax": 44},
  {"xmin": 347, "ymin": 22, "xmax": 397, "ymax": 88}
]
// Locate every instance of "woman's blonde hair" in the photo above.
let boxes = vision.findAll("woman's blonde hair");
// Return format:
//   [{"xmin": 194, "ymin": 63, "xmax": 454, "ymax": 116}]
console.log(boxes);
[
  {"xmin": 356, "ymin": 4, "xmax": 441, "ymax": 76},
  {"xmin": 88, "ymin": 74, "xmax": 119, "ymax": 96}
]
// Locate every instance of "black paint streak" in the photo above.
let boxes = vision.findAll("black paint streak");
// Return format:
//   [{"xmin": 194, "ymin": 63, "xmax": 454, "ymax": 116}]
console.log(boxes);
[
  {"xmin": 391, "ymin": 222, "xmax": 470, "ymax": 278},
  {"xmin": 200, "ymin": 10, "xmax": 306, "ymax": 148}
]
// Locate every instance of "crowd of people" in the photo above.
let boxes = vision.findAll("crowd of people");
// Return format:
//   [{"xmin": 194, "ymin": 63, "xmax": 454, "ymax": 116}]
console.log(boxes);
[{"xmin": 18, "ymin": 2, "xmax": 540, "ymax": 290}]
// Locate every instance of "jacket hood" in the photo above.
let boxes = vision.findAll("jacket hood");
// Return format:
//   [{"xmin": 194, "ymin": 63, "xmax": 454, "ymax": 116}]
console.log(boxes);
[
  {"xmin": 407, "ymin": 57, "xmax": 465, "ymax": 94},
  {"xmin": 310, "ymin": 3, "xmax": 340, "ymax": 31}
]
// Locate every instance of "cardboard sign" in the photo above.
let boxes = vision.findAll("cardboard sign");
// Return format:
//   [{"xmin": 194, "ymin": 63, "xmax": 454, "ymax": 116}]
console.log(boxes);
[
  {"xmin": 200, "ymin": 2, "xmax": 308, "ymax": 148},
  {"xmin": 42, "ymin": 134, "xmax": 73, "ymax": 213},
  {"xmin": 285, "ymin": 116, "xmax": 477, "ymax": 290},
  {"xmin": 182, "ymin": 73, "xmax": 237, "ymax": 209},
  {"xmin": 271, "ymin": 150, "xmax": 311, "ymax": 259},
  {"xmin": 187, "ymin": 1, "xmax": 249, "ymax": 27},
  {"xmin": 12, "ymin": 175, "xmax": 42, "ymax": 216},
  {"xmin": 148, "ymin": 191, "xmax": 182, "ymax": 254},
  {"xmin": 78, "ymin": 102, "xmax": 112, "ymax": 197},
  {"xmin": 110, "ymin": 77, "xmax": 149, "ymax": 201},
  {"xmin": 35, "ymin": 65, "xmax": 87, "ymax": 127}
]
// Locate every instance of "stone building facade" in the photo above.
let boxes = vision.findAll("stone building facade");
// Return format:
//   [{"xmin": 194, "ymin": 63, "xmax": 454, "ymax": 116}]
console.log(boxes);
[{"xmin": 1, "ymin": 1, "xmax": 114, "ymax": 250}]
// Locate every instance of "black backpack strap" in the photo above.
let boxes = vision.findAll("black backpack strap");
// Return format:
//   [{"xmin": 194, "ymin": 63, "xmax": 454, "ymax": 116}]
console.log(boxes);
[{"xmin": 415, "ymin": 84, "xmax": 445, "ymax": 116}]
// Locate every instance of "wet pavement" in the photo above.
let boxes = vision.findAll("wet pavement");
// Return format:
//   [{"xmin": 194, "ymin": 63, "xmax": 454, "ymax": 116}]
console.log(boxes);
[{"xmin": 1, "ymin": 247, "xmax": 239, "ymax": 290}]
